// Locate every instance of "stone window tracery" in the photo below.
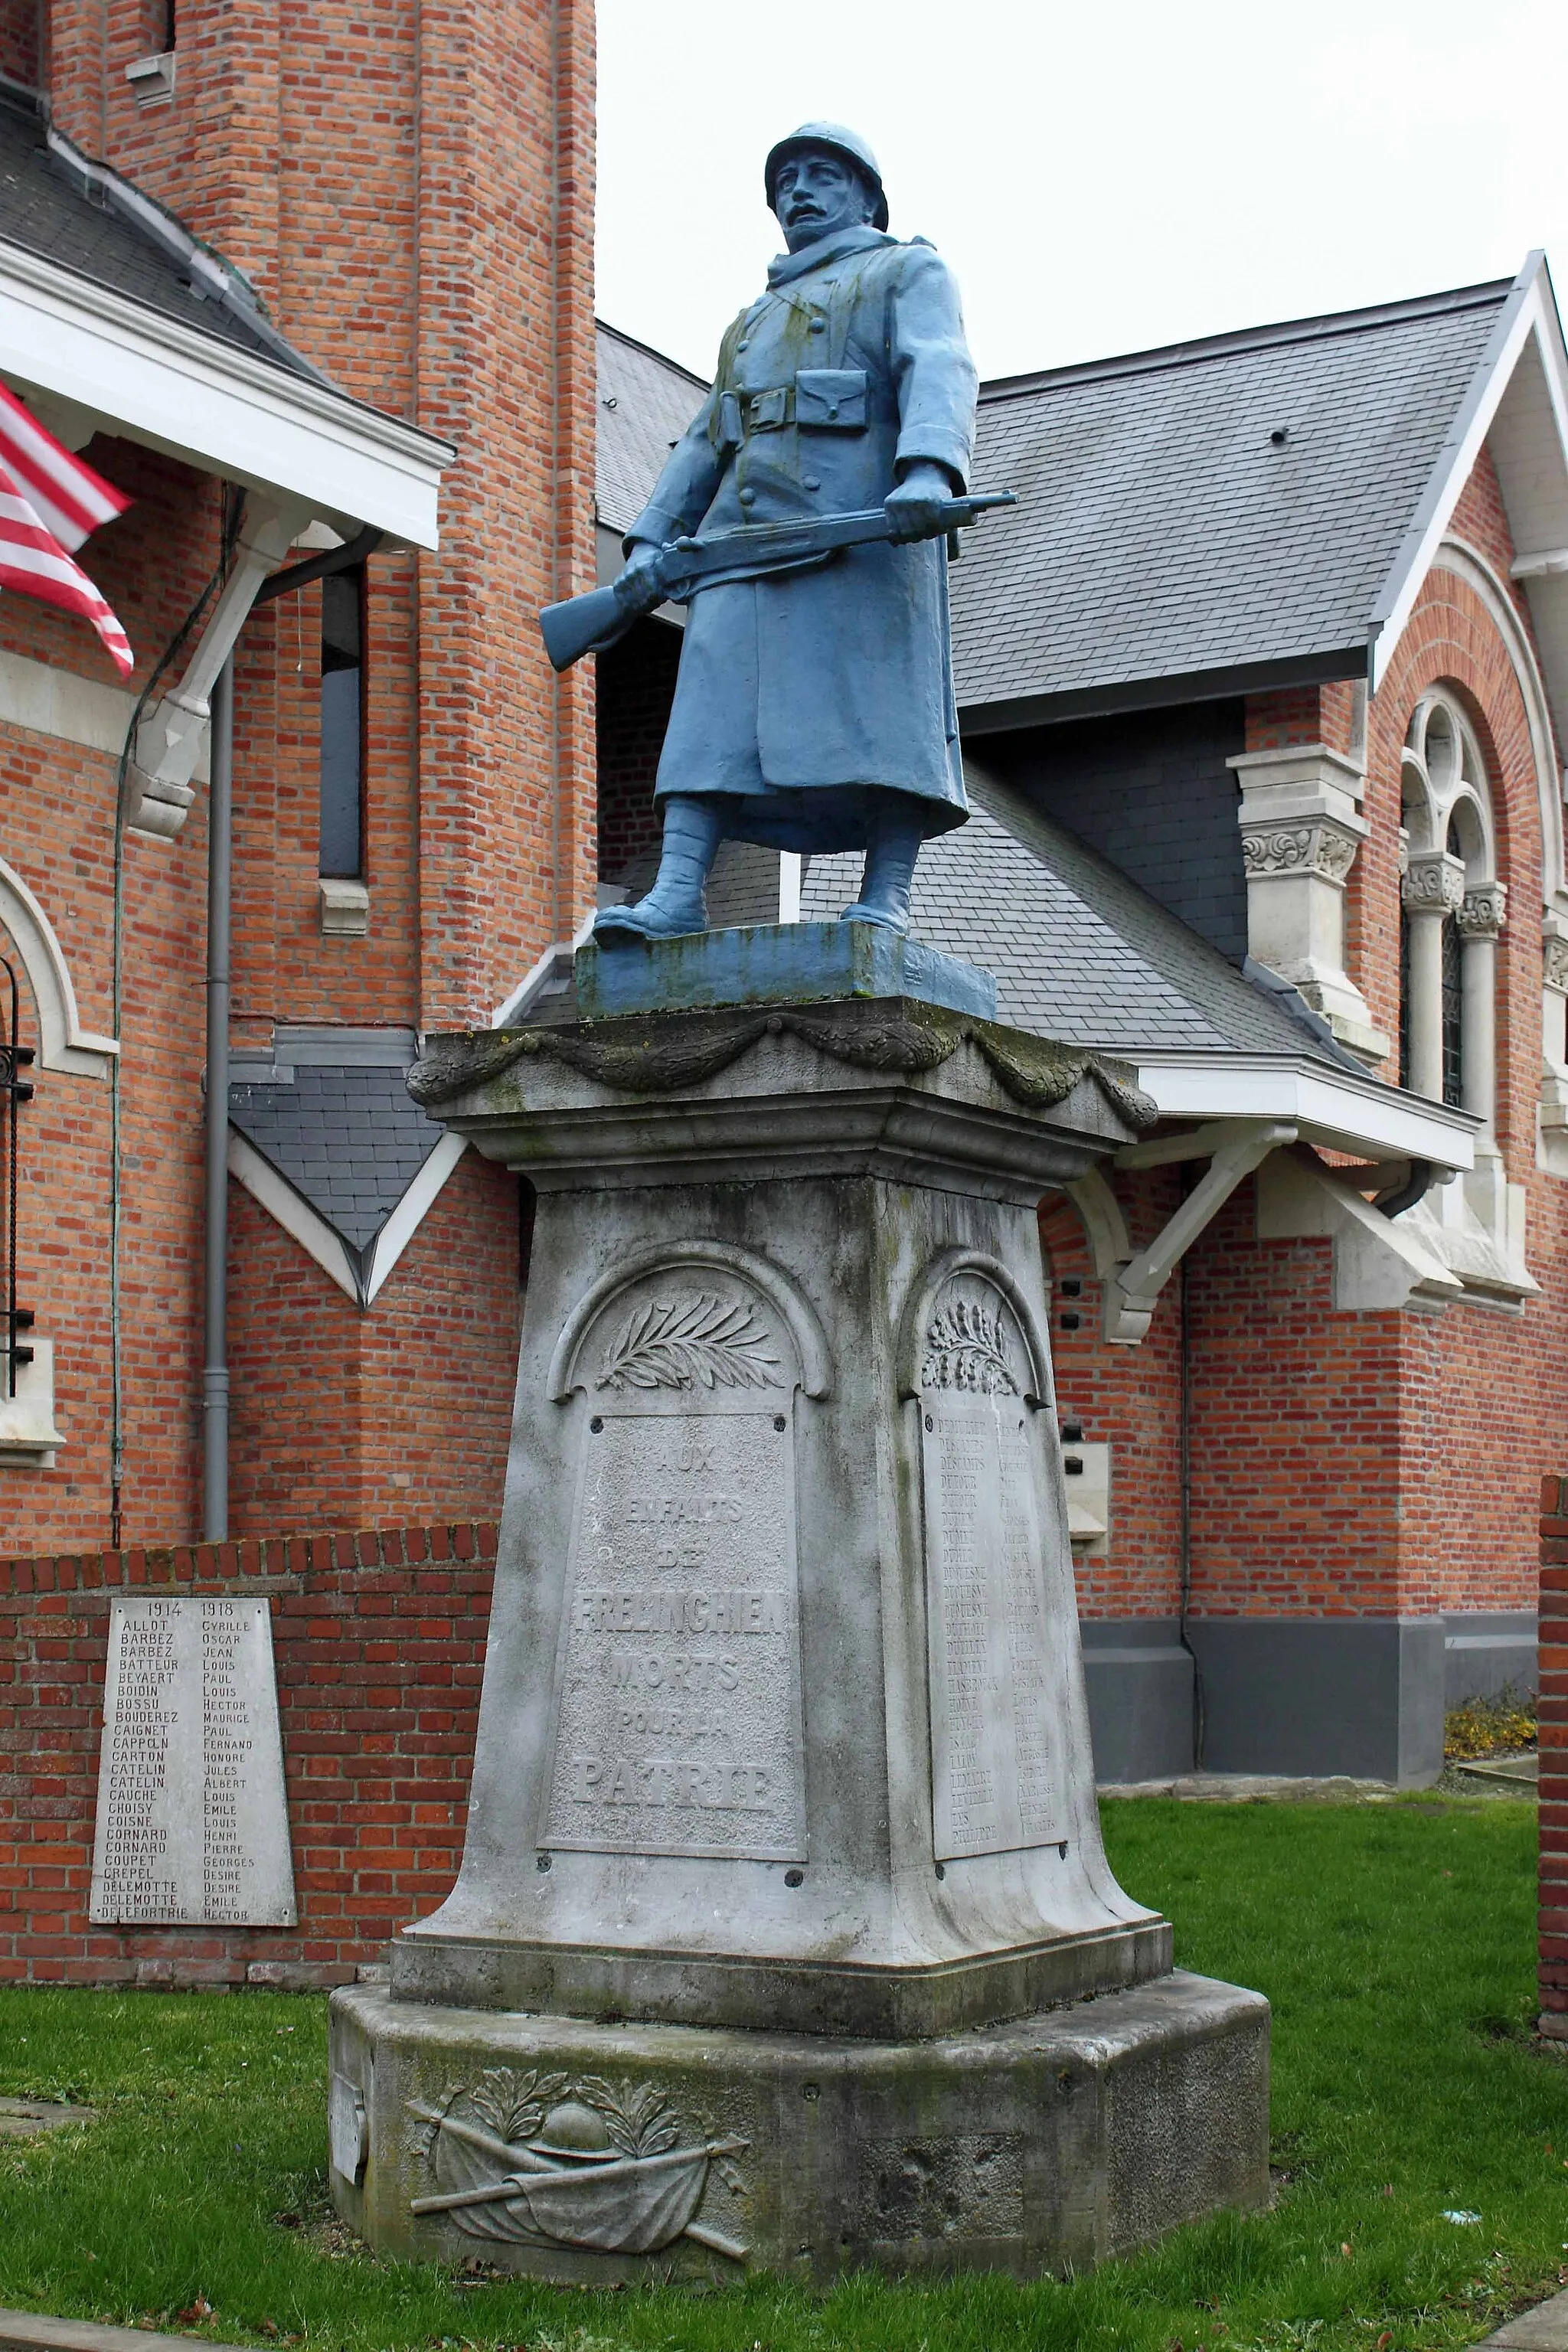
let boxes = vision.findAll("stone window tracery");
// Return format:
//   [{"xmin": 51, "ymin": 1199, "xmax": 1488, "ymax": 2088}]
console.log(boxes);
[{"xmin": 1398, "ymin": 691, "xmax": 1504, "ymax": 1125}]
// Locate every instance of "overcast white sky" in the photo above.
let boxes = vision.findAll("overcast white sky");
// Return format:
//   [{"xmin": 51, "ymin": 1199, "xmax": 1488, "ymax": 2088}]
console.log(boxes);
[{"xmin": 596, "ymin": 0, "xmax": 1568, "ymax": 384}]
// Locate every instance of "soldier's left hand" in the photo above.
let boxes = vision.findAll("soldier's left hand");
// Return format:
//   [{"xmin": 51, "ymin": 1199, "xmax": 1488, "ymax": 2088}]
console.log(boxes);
[{"xmin": 884, "ymin": 462, "xmax": 956, "ymax": 543}]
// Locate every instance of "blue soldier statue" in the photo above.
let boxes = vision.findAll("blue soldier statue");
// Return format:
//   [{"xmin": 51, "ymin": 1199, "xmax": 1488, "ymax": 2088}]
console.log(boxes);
[{"xmin": 593, "ymin": 122, "xmax": 979, "ymax": 943}]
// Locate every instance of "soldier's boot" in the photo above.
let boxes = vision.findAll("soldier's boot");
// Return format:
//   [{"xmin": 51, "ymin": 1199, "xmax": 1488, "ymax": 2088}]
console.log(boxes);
[
  {"xmin": 841, "ymin": 804, "xmax": 923, "ymax": 934},
  {"xmin": 593, "ymin": 795, "xmax": 725, "ymax": 942}
]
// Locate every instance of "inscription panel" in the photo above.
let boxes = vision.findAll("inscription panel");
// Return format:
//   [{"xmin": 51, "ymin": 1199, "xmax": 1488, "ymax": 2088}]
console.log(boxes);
[
  {"xmin": 920, "ymin": 1282, "xmax": 1064, "ymax": 1860},
  {"xmin": 544, "ymin": 1405, "xmax": 806, "ymax": 1862},
  {"xmin": 89, "ymin": 1596, "xmax": 296, "ymax": 1926}
]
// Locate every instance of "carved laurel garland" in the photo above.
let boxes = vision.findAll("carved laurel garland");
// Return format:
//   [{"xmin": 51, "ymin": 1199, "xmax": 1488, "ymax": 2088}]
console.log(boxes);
[
  {"xmin": 921, "ymin": 1294, "xmax": 1018, "ymax": 1395},
  {"xmin": 408, "ymin": 1003, "xmax": 1157, "ymax": 1129},
  {"xmin": 596, "ymin": 1292, "xmax": 783, "ymax": 1393}
]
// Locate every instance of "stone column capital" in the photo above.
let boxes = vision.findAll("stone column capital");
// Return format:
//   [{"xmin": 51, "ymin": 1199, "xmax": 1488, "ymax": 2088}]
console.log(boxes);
[
  {"xmin": 1544, "ymin": 930, "xmax": 1568, "ymax": 995},
  {"xmin": 1400, "ymin": 851, "xmax": 1466, "ymax": 915},
  {"xmin": 1456, "ymin": 881, "xmax": 1506, "ymax": 939},
  {"xmin": 1239, "ymin": 815, "xmax": 1363, "ymax": 885}
]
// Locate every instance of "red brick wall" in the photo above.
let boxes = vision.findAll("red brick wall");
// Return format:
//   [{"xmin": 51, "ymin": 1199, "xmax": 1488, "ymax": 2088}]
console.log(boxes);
[
  {"xmin": 0, "ymin": 475, "xmax": 214, "ymax": 1557},
  {"xmin": 1351, "ymin": 564, "xmax": 1544, "ymax": 1095},
  {"xmin": 1040, "ymin": 1176, "xmax": 1184, "ymax": 1619},
  {"xmin": 0, "ymin": 1521, "xmax": 495, "ymax": 1987},
  {"xmin": 1539, "ymin": 1474, "xmax": 1566, "ymax": 2036},
  {"xmin": 3, "ymin": 1, "xmax": 596, "ymax": 1552},
  {"xmin": 1039, "ymin": 1155, "xmax": 1557, "ymax": 1625},
  {"xmin": 0, "ymin": 0, "xmax": 38, "ymax": 83},
  {"xmin": 225, "ymin": 1153, "xmax": 522, "ymax": 1536}
]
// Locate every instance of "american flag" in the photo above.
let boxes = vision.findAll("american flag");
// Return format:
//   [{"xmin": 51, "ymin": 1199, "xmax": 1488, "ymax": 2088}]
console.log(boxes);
[{"xmin": 0, "ymin": 381, "xmax": 132, "ymax": 678}]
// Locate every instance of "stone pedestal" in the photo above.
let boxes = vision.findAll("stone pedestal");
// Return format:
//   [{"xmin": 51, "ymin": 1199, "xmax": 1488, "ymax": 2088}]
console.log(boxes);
[{"xmin": 329, "ymin": 942, "xmax": 1269, "ymax": 2278}]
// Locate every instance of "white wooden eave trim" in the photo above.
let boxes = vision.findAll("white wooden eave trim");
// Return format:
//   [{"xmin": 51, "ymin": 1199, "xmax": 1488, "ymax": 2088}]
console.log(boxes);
[
  {"xmin": 1368, "ymin": 253, "xmax": 1568, "ymax": 697},
  {"xmin": 1131, "ymin": 1053, "xmax": 1478, "ymax": 1171},
  {"xmin": 0, "ymin": 236, "xmax": 452, "ymax": 547}
]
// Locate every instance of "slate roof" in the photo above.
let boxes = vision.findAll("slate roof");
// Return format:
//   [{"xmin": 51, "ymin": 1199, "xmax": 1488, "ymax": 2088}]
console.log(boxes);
[
  {"xmin": 228, "ymin": 1056, "xmax": 443, "ymax": 1259},
  {"xmin": 597, "ymin": 321, "xmax": 707, "ymax": 537},
  {"xmin": 595, "ymin": 280, "xmax": 1514, "ymax": 717},
  {"xmin": 799, "ymin": 760, "xmax": 1361, "ymax": 1071},
  {"xmin": 0, "ymin": 86, "xmax": 320, "ymax": 378},
  {"xmin": 956, "ymin": 284, "xmax": 1511, "ymax": 717}
]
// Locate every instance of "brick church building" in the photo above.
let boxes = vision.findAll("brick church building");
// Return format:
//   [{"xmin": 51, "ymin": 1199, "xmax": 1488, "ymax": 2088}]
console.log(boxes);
[{"xmin": 5, "ymin": 0, "xmax": 1568, "ymax": 1900}]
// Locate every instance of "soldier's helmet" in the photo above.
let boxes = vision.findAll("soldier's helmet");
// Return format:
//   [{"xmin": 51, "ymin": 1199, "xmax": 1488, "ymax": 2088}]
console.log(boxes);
[{"xmin": 763, "ymin": 122, "xmax": 890, "ymax": 233}]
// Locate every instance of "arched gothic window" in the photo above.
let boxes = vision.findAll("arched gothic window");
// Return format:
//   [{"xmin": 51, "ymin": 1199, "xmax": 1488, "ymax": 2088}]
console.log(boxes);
[{"xmin": 1398, "ymin": 693, "xmax": 1504, "ymax": 1125}]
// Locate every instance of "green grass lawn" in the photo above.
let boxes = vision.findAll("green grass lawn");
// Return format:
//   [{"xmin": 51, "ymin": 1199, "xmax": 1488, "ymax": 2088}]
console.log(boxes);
[{"xmin": 2, "ymin": 1795, "xmax": 1564, "ymax": 2352}]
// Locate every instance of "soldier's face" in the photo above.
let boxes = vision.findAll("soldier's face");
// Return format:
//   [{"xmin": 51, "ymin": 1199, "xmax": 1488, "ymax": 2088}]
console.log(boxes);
[{"xmin": 773, "ymin": 152, "xmax": 874, "ymax": 251}]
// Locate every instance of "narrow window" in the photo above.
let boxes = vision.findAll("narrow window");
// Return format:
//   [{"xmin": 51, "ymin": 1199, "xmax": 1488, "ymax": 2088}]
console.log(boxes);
[
  {"xmin": 318, "ymin": 568, "xmax": 364, "ymax": 880},
  {"xmin": 1441, "ymin": 913, "xmax": 1464, "ymax": 1108},
  {"xmin": 1441, "ymin": 815, "xmax": 1464, "ymax": 1109},
  {"xmin": 1398, "ymin": 901, "xmax": 1411, "ymax": 1088}
]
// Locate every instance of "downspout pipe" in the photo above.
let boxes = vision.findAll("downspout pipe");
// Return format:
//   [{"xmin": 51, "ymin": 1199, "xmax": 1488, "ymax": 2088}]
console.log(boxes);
[
  {"xmin": 202, "ymin": 658, "xmax": 234, "ymax": 1544},
  {"xmin": 198, "ymin": 520, "xmax": 379, "ymax": 1543}
]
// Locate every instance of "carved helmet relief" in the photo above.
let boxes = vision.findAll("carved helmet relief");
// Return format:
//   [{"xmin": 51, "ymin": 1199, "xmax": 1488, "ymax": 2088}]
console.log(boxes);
[{"xmin": 407, "ymin": 2066, "xmax": 750, "ymax": 2259}]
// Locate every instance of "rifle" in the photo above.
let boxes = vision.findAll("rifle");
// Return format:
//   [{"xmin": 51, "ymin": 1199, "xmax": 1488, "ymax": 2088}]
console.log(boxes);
[{"xmin": 538, "ymin": 489, "xmax": 1018, "ymax": 672}]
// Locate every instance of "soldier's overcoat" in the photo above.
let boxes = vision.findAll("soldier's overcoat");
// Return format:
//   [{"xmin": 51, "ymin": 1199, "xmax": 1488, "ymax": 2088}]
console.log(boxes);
[{"xmin": 626, "ymin": 224, "xmax": 978, "ymax": 853}]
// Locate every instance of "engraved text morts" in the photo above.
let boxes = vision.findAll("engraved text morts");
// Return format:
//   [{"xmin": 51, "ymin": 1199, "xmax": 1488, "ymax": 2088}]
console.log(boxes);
[
  {"xmin": 544, "ymin": 1283, "xmax": 806, "ymax": 1862},
  {"xmin": 90, "ymin": 1595, "xmax": 296, "ymax": 1927},
  {"xmin": 918, "ymin": 1266, "xmax": 1070, "ymax": 1860}
]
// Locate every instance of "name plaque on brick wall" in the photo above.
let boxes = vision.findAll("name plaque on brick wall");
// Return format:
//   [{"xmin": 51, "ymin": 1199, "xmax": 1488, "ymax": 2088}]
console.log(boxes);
[
  {"xmin": 89, "ymin": 1596, "xmax": 297, "ymax": 1926},
  {"xmin": 920, "ymin": 1277, "xmax": 1064, "ymax": 1862},
  {"xmin": 544, "ymin": 1285, "xmax": 808, "ymax": 1861}
]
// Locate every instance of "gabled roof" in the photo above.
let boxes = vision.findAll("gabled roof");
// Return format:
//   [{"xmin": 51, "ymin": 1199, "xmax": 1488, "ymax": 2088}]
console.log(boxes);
[
  {"xmin": 229, "ymin": 1067, "xmax": 443, "ymax": 1258},
  {"xmin": 0, "ymin": 84, "xmax": 321, "ymax": 380},
  {"xmin": 0, "ymin": 82, "xmax": 451, "ymax": 544},
  {"xmin": 956, "ymin": 279, "xmax": 1512, "ymax": 727}
]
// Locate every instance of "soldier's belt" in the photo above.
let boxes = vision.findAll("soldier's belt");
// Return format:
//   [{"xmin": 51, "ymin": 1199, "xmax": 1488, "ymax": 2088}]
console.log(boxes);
[{"xmin": 719, "ymin": 369, "xmax": 871, "ymax": 446}]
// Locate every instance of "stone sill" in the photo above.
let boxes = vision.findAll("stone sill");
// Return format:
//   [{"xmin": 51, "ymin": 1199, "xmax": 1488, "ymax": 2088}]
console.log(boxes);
[
  {"xmin": 125, "ymin": 50, "xmax": 176, "ymax": 104},
  {"xmin": 319, "ymin": 877, "xmax": 370, "ymax": 937}
]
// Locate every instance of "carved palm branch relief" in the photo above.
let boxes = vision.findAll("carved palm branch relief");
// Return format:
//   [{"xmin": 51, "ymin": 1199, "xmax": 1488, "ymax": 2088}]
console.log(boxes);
[
  {"xmin": 922, "ymin": 1295, "xmax": 1019, "ymax": 1395},
  {"xmin": 466, "ymin": 2067, "xmax": 570, "ymax": 2147},
  {"xmin": 596, "ymin": 1293, "xmax": 784, "ymax": 1393},
  {"xmin": 578, "ymin": 2076, "xmax": 681, "ymax": 2158}
]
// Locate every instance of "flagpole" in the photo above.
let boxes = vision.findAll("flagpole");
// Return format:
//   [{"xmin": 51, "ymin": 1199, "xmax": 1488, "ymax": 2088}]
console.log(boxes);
[{"xmin": 202, "ymin": 658, "xmax": 234, "ymax": 1544}]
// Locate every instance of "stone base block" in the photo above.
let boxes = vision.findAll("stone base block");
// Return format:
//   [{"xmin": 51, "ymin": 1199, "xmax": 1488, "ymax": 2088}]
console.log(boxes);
[{"xmin": 329, "ymin": 1971, "xmax": 1270, "ymax": 2283}]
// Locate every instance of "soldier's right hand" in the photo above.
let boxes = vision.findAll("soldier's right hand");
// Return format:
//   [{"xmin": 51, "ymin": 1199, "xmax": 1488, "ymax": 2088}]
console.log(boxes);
[{"xmin": 612, "ymin": 542, "xmax": 667, "ymax": 617}]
